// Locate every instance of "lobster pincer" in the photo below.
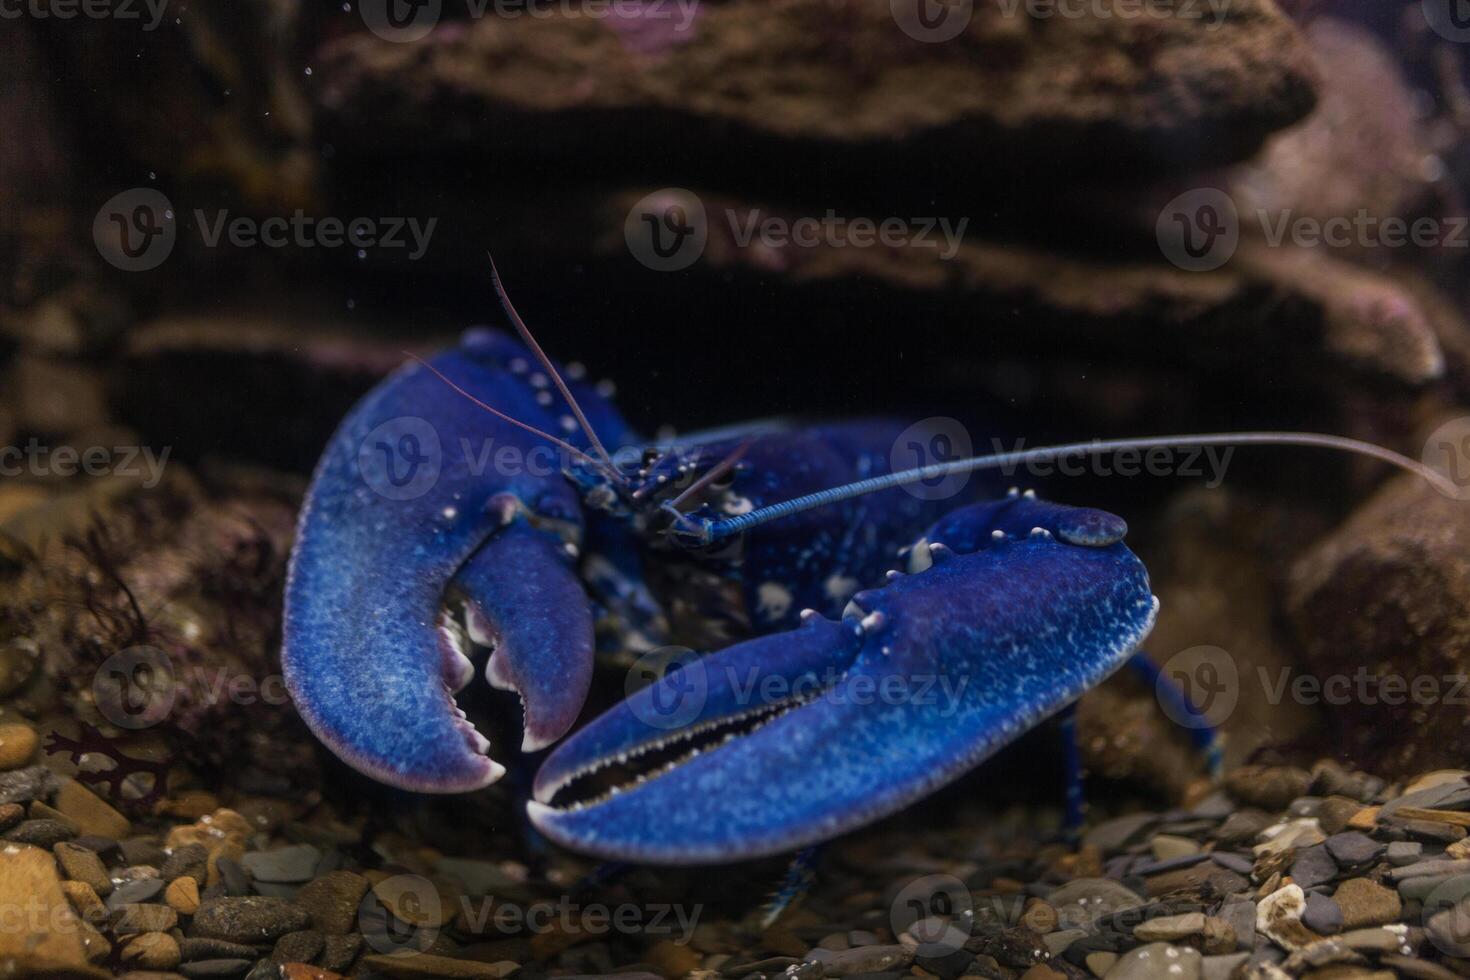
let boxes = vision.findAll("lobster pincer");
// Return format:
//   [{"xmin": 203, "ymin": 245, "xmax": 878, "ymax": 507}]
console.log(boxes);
[
  {"xmin": 528, "ymin": 493, "xmax": 1158, "ymax": 863},
  {"xmin": 283, "ymin": 329, "xmax": 631, "ymax": 792}
]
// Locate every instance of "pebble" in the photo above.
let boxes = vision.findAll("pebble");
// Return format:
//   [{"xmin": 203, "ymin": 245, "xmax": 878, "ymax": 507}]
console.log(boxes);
[
  {"xmin": 1289, "ymin": 844, "xmax": 1338, "ymax": 889},
  {"xmin": 1390, "ymin": 859, "xmax": 1470, "ymax": 881},
  {"xmin": 0, "ymin": 803, "xmax": 21, "ymax": 831},
  {"xmin": 1215, "ymin": 810, "xmax": 1273, "ymax": 846},
  {"xmin": 1217, "ymin": 901, "xmax": 1255, "ymax": 950},
  {"xmin": 55, "ymin": 777, "xmax": 132, "ymax": 839},
  {"xmin": 1087, "ymin": 951, "xmax": 1119, "ymax": 977},
  {"xmin": 1048, "ymin": 879, "xmax": 1147, "ymax": 929},
  {"xmin": 1333, "ymin": 878, "xmax": 1401, "ymax": 929},
  {"xmin": 115, "ymin": 903, "xmax": 180, "ymax": 933},
  {"xmin": 320, "ymin": 933, "xmax": 362, "ymax": 972},
  {"xmin": 813, "ymin": 943, "xmax": 914, "ymax": 976},
  {"xmin": 191, "ymin": 896, "xmax": 311, "ymax": 944},
  {"xmin": 1255, "ymin": 819, "xmax": 1325, "ymax": 857},
  {"xmin": 1209, "ymin": 852, "xmax": 1253, "ymax": 875},
  {"xmin": 1387, "ymin": 842, "xmax": 1424, "ymax": 866},
  {"xmin": 359, "ymin": 953, "xmax": 521, "ymax": 977},
  {"xmin": 1044, "ymin": 929, "xmax": 1089, "ymax": 956},
  {"xmin": 1383, "ymin": 953, "xmax": 1464, "ymax": 980},
  {"xmin": 0, "ymin": 840, "xmax": 96, "ymax": 975},
  {"xmin": 1086, "ymin": 814, "xmax": 1158, "ymax": 853},
  {"xmin": 1338, "ymin": 925, "xmax": 1413, "ymax": 953},
  {"xmin": 62, "ymin": 879, "xmax": 108, "ymax": 924},
  {"xmin": 1325, "ymin": 832, "xmax": 1385, "ymax": 867},
  {"xmin": 293, "ymin": 870, "xmax": 370, "ymax": 936},
  {"xmin": 1135, "ymin": 913, "xmax": 1206, "ymax": 943},
  {"xmin": 168, "ymin": 876, "xmax": 202, "ymax": 915},
  {"xmin": 1103, "ymin": 941, "xmax": 1201, "ymax": 980},
  {"xmin": 1200, "ymin": 953, "xmax": 1248, "ymax": 980},
  {"xmin": 0, "ymin": 765, "xmax": 57, "ymax": 805},
  {"xmin": 1189, "ymin": 793, "xmax": 1236, "ymax": 821},
  {"xmin": 180, "ymin": 958, "xmax": 255, "ymax": 977},
  {"xmin": 1301, "ymin": 893, "xmax": 1343, "ymax": 935},
  {"xmin": 217, "ymin": 857, "xmax": 251, "ymax": 896},
  {"xmin": 272, "ymin": 929, "xmax": 325, "ymax": 964},
  {"xmin": 109, "ymin": 876, "xmax": 167, "ymax": 910},
  {"xmin": 1150, "ymin": 836, "xmax": 1201, "ymax": 861},
  {"xmin": 0, "ymin": 722, "xmax": 38, "ymax": 770},
  {"xmin": 122, "ymin": 931, "xmax": 183, "ymax": 970},
  {"xmin": 1317, "ymin": 797, "xmax": 1366, "ymax": 835},
  {"xmin": 4, "ymin": 817, "xmax": 77, "ymax": 847},
  {"xmin": 180, "ymin": 938, "xmax": 262, "ymax": 962},
  {"xmin": 54, "ymin": 840, "xmax": 113, "ymax": 896},
  {"xmin": 1226, "ymin": 766, "xmax": 1313, "ymax": 810},
  {"xmin": 162, "ymin": 843, "xmax": 211, "ymax": 883},
  {"xmin": 242, "ymin": 844, "xmax": 321, "ymax": 884},
  {"xmin": 1257, "ymin": 884, "xmax": 1319, "ymax": 951}
]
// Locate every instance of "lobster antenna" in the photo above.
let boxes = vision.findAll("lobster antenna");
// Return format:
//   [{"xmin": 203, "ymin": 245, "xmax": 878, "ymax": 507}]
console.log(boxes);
[
  {"xmin": 487, "ymin": 254, "xmax": 618, "ymax": 473},
  {"xmin": 673, "ymin": 432, "xmax": 1461, "ymax": 544},
  {"xmin": 404, "ymin": 352, "xmax": 620, "ymax": 482}
]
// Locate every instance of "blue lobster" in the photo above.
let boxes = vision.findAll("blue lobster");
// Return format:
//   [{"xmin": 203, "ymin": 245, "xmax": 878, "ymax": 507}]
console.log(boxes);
[{"xmin": 283, "ymin": 273, "xmax": 1441, "ymax": 864}]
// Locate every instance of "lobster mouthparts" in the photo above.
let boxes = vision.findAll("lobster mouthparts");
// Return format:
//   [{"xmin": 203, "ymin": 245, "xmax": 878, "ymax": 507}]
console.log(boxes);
[
  {"xmin": 529, "ymin": 495, "xmax": 1157, "ymax": 862},
  {"xmin": 283, "ymin": 332, "xmax": 606, "ymax": 793}
]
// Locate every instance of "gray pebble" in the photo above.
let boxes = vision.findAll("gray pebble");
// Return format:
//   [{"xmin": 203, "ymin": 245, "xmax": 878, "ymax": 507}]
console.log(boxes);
[
  {"xmin": 1290, "ymin": 845, "xmax": 1338, "ymax": 890},
  {"xmin": 1325, "ymin": 832, "xmax": 1384, "ymax": 867},
  {"xmin": 1210, "ymin": 852, "xmax": 1254, "ymax": 875},
  {"xmin": 1381, "ymin": 781, "xmax": 1470, "ymax": 819},
  {"xmin": 1189, "ymin": 793, "xmax": 1236, "ymax": 821},
  {"xmin": 1044, "ymin": 929, "xmax": 1088, "ymax": 956},
  {"xmin": 1085, "ymin": 813, "xmax": 1158, "ymax": 853},
  {"xmin": 1200, "ymin": 953, "xmax": 1249, "ymax": 980},
  {"xmin": 217, "ymin": 857, "xmax": 251, "ymax": 897},
  {"xmin": 1388, "ymin": 841, "xmax": 1425, "ymax": 866},
  {"xmin": 0, "ymin": 766, "xmax": 58, "ymax": 805},
  {"xmin": 1216, "ymin": 901, "xmax": 1255, "ymax": 950},
  {"xmin": 1132, "ymin": 853, "xmax": 1210, "ymax": 877},
  {"xmin": 1104, "ymin": 942, "xmax": 1201, "ymax": 980},
  {"xmin": 1301, "ymin": 893, "xmax": 1343, "ymax": 935},
  {"xmin": 3, "ymin": 818, "xmax": 76, "ymax": 848},
  {"xmin": 242, "ymin": 844, "xmax": 321, "ymax": 884},
  {"xmin": 180, "ymin": 959, "xmax": 254, "ymax": 978},
  {"xmin": 107, "ymin": 876, "xmax": 165, "ymax": 910}
]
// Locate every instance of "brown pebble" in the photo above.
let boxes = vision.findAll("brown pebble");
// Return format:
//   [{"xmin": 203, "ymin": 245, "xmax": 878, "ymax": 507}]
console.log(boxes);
[
  {"xmin": 283, "ymin": 966, "xmax": 347, "ymax": 980},
  {"xmin": 1019, "ymin": 966, "xmax": 1067, "ymax": 980},
  {"xmin": 1347, "ymin": 806, "xmax": 1380, "ymax": 830},
  {"xmin": 0, "ymin": 723, "xmax": 39, "ymax": 770},
  {"xmin": 360, "ymin": 952, "xmax": 519, "ymax": 978},
  {"xmin": 1394, "ymin": 807, "xmax": 1470, "ymax": 827},
  {"xmin": 0, "ymin": 841, "xmax": 101, "ymax": 976},
  {"xmin": 295, "ymin": 870, "xmax": 370, "ymax": 935},
  {"xmin": 121, "ymin": 932, "xmax": 181, "ymax": 970},
  {"xmin": 646, "ymin": 938, "xmax": 701, "ymax": 979},
  {"xmin": 0, "ymin": 803, "xmax": 22, "ymax": 832},
  {"xmin": 55, "ymin": 779, "xmax": 132, "ymax": 840},
  {"xmin": 114, "ymin": 903, "xmax": 179, "ymax": 934},
  {"xmin": 165, "ymin": 876, "xmax": 200, "ymax": 915},
  {"xmin": 61, "ymin": 880, "xmax": 109, "ymax": 924},
  {"xmin": 55, "ymin": 841, "xmax": 113, "ymax": 897}
]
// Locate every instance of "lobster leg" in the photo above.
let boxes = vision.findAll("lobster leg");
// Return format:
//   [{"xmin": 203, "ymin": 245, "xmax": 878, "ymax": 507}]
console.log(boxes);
[{"xmin": 529, "ymin": 495, "xmax": 1157, "ymax": 863}]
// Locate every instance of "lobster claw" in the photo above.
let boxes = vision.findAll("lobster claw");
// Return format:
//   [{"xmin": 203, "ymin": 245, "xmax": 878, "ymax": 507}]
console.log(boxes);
[
  {"xmin": 529, "ymin": 497, "xmax": 1157, "ymax": 862},
  {"xmin": 283, "ymin": 334, "xmax": 600, "ymax": 793}
]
